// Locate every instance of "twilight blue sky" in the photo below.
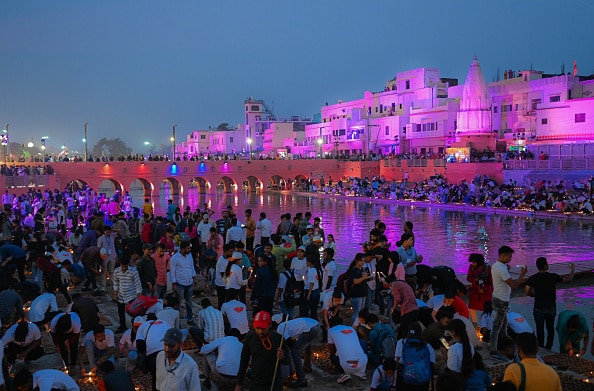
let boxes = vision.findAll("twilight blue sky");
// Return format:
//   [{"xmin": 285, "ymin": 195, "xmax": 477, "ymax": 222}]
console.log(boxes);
[{"xmin": 1, "ymin": 0, "xmax": 593, "ymax": 153}]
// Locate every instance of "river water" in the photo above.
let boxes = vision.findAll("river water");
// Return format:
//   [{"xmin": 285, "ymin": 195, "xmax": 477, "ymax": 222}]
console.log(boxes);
[{"xmin": 141, "ymin": 189, "xmax": 594, "ymax": 274}]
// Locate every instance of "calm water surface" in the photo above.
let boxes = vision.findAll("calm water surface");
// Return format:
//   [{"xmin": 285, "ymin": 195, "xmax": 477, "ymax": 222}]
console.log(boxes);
[{"xmin": 145, "ymin": 190, "xmax": 594, "ymax": 274}]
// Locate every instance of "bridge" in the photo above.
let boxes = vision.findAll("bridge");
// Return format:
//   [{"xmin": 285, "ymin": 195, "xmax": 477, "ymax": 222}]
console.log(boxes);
[{"xmin": 3, "ymin": 159, "xmax": 504, "ymax": 197}]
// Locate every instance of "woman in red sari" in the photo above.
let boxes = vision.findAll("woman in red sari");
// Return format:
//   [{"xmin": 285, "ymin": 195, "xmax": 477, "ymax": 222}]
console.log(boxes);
[{"xmin": 466, "ymin": 253, "xmax": 493, "ymax": 326}]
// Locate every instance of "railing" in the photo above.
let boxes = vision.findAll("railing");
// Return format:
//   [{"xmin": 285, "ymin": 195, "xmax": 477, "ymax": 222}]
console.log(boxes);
[
  {"xmin": 503, "ymin": 157, "xmax": 594, "ymax": 170},
  {"xmin": 3, "ymin": 175, "xmax": 49, "ymax": 188}
]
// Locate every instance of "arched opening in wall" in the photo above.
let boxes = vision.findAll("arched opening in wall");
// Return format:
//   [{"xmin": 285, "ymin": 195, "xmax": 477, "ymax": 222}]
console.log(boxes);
[
  {"xmin": 128, "ymin": 178, "xmax": 154, "ymax": 207},
  {"xmin": 294, "ymin": 174, "xmax": 308, "ymax": 191},
  {"xmin": 268, "ymin": 175, "xmax": 286, "ymax": 190},
  {"xmin": 98, "ymin": 179, "xmax": 124, "ymax": 198},
  {"xmin": 159, "ymin": 177, "xmax": 184, "ymax": 212},
  {"xmin": 243, "ymin": 175, "xmax": 262, "ymax": 192},
  {"xmin": 217, "ymin": 176, "xmax": 237, "ymax": 194},
  {"xmin": 187, "ymin": 177, "xmax": 211, "ymax": 207},
  {"xmin": 66, "ymin": 179, "xmax": 90, "ymax": 193}
]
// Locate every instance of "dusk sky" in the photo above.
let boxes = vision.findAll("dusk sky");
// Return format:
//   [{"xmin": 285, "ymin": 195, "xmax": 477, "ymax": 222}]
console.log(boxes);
[{"xmin": 1, "ymin": 0, "xmax": 593, "ymax": 154}]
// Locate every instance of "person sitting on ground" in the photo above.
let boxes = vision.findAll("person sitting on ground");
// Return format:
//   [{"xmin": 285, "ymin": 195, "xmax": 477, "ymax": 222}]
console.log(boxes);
[
  {"xmin": 427, "ymin": 290, "xmax": 469, "ymax": 320},
  {"xmin": 465, "ymin": 352, "xmax": 492, "ymax": 391},
  {"xmin": 366, "ymin": 313, "xmax": 396, "ymax": 367},
  {"xmin": 327, "ymin": 316, "xmax": 369, "ymax": 384},
  {"xmin": 220, "ymin": 289, "xmax": 249, "ymax": 336},
  {"xmin": 556, "ymin": 309, "xmax": 589, "ymax": 356},
  {"xmin": 13, "ymin": 368, "xmax": 80, "ymax": 391},
  {"xmin": 78, "ymin": 324, "xmax": 116, "ymax": 375},
  {"xmin": 395, "ymin": 322, "xmax": 435, "ymax": 391},
  {"xmin": 189, "ymin": 298, "xmax": 225, "ymax": 350},
  {"xmin": 27, "ymin": 292, "xmax": 60, "ymax": 329},
  {"xmin": 119, "ymin": 316, "xmax": 143, "ymax": 372},
  {"xmin": 479, "ymin": 301, "xmax": 493, "ymax": 343},
  {"xmin": 444, "ymin": 319, "xmax": 474, "ymax": 377},
  {"xmin": 370, "ymin": 357, "xmax": 397, "ymax": 391},
  {"xmin": 96, "ymin": 360, "xmax": 136, "ymax": 391},
  {"xmin": 503, "ymin": 332, "xmax": 561, "ymax": 391},
  {"xmin": 199, "ymin": 327, "xmax": 243, "ymax": 389},
  {"xmin": 422, "ymin": 306, "xmax": 455, "ymax": 372},
  {"xmin": 0, "ymin": 320, "xmax": 44, "ymax": 364}
]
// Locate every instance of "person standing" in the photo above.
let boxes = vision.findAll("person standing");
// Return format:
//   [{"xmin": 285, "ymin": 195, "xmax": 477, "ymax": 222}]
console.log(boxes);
[
  {"xmin": 489, "ymin": 246, "xmax": 526, "ymax": 361},
  {"xmin": 348, "ymin": 253, "xmax": 369, "ymax": 325},
  {"xmin": 525, "ymin": 257, "xmax": 574, "ymax": 350},
  {"xmin": 170, "ymin": 241, "xmax": 197, "ymax": 326},
  {"xmin": 152, "ymin": 243, "xmax": 172, "ymax": 299},
  {"xmin": 50, "ymin": 312, "xmax": 82, "ymax": 373},
  {"xmin": 244, "ymin": 209, "xmax": 256, "ymax": 251},
  {"xmin": 466, "ymin": 253, "xmax": 493, "ymax": 326},
  {"xmin": 234, "ymin": 311, "xmax": 290, "ymax": 391},
  {"xmin": 156, "ymin": 328, "xmax": 201, "ymax": 391},
  {"xmin": 322, "ymin": 248, "xmax": 337, "ymax": 290},
  {"xmin": 97, "ymin": 226, "xmax": 117, "ymax": 287},
  {"xmin": 256, "ymin": 212, "xmax": 272, "ymax": 246},
  {"xmin": 137, "ymin": 243, "xmax": 157, "ymax": 296},
  {"xmin": 396, "ymin": 233, "xmax": 423, "ymax": 292},
  {"xmin": 197, "ymin": 213, "xmax": 213, "ymax": 267},
  {"xmin": 112, "ymin": 257, "xmax": 142, "ymax": 333}
]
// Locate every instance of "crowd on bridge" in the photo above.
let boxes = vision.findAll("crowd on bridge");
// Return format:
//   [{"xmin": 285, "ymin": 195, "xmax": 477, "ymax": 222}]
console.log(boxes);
[
  {"xmin": 0, "ymin": 183, "xmax": 591, "ymax": 391},
  {"xmin": 291, "ymin": 174, "xmax": 594, "ymax": 215}
]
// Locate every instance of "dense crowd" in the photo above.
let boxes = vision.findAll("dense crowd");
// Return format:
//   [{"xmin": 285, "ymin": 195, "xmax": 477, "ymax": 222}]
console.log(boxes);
[
  {"xmin": 0, "ymin": 187, "xmax": 590, "ymax": 391},
  {"xmin": 293, "ymin": 174, "xmax": 594, "ymax": 214}
]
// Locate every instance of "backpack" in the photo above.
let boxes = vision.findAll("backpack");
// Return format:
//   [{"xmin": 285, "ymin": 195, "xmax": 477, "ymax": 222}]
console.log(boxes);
[
  {"xmin": 282, "ymin": 270, "xmax": 305, "ymax": 307},
  {"xmin": 400, "ymin": 338, "xmax": 432, "ymax": 385},
  {"xmin": 179, "ymin": 231, "xmax": 191, "ymax": 242},
  {"xmin": 377, "ymin": 324, "xmax": 396, "ymax": 361},
  {"xmin": 125, "ymin": 296, "xmax": 159, "ymax": 317},
  {"xmin": 336, "ymin": 269, "xmax": 353, "ymax": 300}
]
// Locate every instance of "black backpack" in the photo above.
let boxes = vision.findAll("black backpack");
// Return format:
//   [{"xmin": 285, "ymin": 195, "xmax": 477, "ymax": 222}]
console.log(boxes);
[{"xmin": 283, "ymin": 270, "xmax": 305, "ymax": 307}]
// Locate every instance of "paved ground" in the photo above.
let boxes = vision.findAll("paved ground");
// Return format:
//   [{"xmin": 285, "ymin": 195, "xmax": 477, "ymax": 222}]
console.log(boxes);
[{"xmin": 15, "ymin": 272, "xmax": 594, "ymax": 390}]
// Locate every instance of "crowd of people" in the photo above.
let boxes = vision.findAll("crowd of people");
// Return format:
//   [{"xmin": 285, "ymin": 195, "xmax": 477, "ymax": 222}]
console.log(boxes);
[
  {"xmin": 0, "ymin": 187, "xmax": 591, "ymax": 391},
  {"xmin": 292, "ymin": 174, "xmax": 594, "ymax": 215}
]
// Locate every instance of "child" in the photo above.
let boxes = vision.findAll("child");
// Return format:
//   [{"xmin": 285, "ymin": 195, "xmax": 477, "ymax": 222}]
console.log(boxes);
[
  {"xmin": 370, "ymin": 357, "xmax": 396, "ymax": 391},
  {"xmin": 326, "ymin": 234, "xmax": 337, "ymax": 252},
  {"xmin": 480, "ymin": 301, "xmax": 493, "ymax": 342},
  {"xmin": 465, "ymin": 352, "xmax": 492, "ymax": 391}
]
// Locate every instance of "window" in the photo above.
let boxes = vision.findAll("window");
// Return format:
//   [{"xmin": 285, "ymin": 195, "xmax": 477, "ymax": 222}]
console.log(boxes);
[
  {"xmin": 375, "ymin": 107, "xmax": 378, "ymax": 113},
  {"xmin": 531, "ymin": 98, "xmax": 542, "ymax": 111},
  {"xmin": 391, "ymin": 103, "xmax": 395, "ymax": 111},
  {"xmin": 251, "ymin": 105, "xmax": 260, "ymax": 111},
  {"xmin": 339, "ymin": 129, "xmax": 346, "ymax": 136},
  {"xmin": 454, "ymin": 120, "xmax": 457, "ymax": 130},
  {"xmin": 200, "ymin": 135, "xmax": 206, "ymax": 140},
  {"xmin": 502, "ymin": 104, "xmax": 512, "ymax": 113},
  {"xmin": 406, "ymin": 80, "xmax": 410, "ymax": 89},
  {"xmin": 541, "ymin": 118, "xmax": 548, "ymax": 125},
  {"xmin": 385, "ymin": 126, "xmax": 390, "ymax": 135},
  {"xmin": 549, "ymin": 95, "xmax": 560, "ymax": 103},
  {"xmin": 415, "ymin": 124, "xmax": 421, "ymax": 132},
  {"xmin": 379, "ymin": 105, "xmax": 383, "ymax": 113},
  {"xmin": 575, "ymin": 113, "xmax": 586, "ymax": 123},
  {"xmin": 230, "ymin": 137, "xmax": 234, "ymax": 143},
  {"xmin": 493, "ymin": 106, "xmax": 498, "ymax": 113}
]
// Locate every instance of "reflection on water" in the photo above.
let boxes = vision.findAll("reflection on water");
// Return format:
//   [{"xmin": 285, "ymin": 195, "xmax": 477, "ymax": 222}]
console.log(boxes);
[{"xmin": 130, "ymin": 189, "xmax": 594, "ymax": 273}]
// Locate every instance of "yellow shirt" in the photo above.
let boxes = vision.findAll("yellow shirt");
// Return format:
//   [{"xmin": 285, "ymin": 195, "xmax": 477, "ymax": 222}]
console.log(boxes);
[{"xmin": 503, "ymin": 358, "xmax": 561, "ymax": 391}]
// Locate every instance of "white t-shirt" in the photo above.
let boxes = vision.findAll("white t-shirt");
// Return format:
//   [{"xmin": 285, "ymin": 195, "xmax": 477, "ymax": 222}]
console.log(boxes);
[
  {"xmin": 291, "ymin": 257, "xmax": 307, "ymax": 281},
  {"xmin": 1, "ymin": 322, "xmax": 41, "ymax": 347},
  {"xmin": 200, "ymin": 337, "xmax": 243, "ymax": 376},
  {"xmin": 277, "ymin": 317, "xmax": 319, "ymax": 339},
  {"xmin": 136, "ymin": 320, "xmax": 172, "ymax": 355},
  {"xmin": 119, "ymin": 329, "xmax": 137, "ymax": 352},
  {"xmin": 395, "ymin": 338, "xmax": 436, "ymax": 363},
  {"xmin": 507, "ymin": 311, "xmax": 533, "ymax": 334},
  {"xmin": 446, "ymin": 341, "xmax": 474, "ymax": 373},
  {"xmin": 327, "ymin": 325, "xmax": 366, "ymax": 362},
  {"xmin": 225, "ymin": 264, "xmax": 247, "ymax": 290},
  {"xmin": 480, "ymin": 312, "xmax": 493, "ymax": 330},
  {"xmin": 306, "ymin": 267, "xmax": 321, "ymax": 291},
  {"xmin": 221, "ymin": 300, "xmax": 249, "ymax": 335},
  {"xmin": 215, "ymin": 256, "xmax": 229, "ymax": 287},
  {"xmin": 491, "ymin": 261, "xmax": 512, "ymax": 301},
  {"xmin": 50, "ymin": 312, "xmax": 81, "ymax": 334},
  {"xmin": 80, "ymin": 329, "xmax": 115, "ymax": 350},
  {"xmin": 370, "ymin": 365, "xmax": 396, "ymax": 389},
  {"xmin": 32, "ymin": 369, "xmax": 79, "ymax": 391},
  {"xmin": 28, "ymin": 293, "xmax": 59, "ymax": 322},
  {"xmin": 322, "ymin": 260, "xmax": 337, "ymax": 290},
  {"xmin": 200, "ymin": 336, "xmax": 243, "ymax": 376},
  {"xmin": 146, "ymin": 300, "xmax": 164, "ymax": 315},
  {"xmin": 321, "ymin": 289, "xmax": 344, "ymax": 311},
  {"xmin": 425, "ymin": 294, "xmax": 444, "ymax": 309},
  {"xmin": 157, "ymin": 307, "xmax": 180, "ymax": 329},
  {"xmin": 277, "ymin": 271, "xmax": 289, "ymax": 302}
]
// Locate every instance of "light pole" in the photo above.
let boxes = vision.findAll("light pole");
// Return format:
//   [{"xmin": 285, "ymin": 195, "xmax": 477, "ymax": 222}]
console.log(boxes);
[
  {"xmin": 247, "ymin": 138, "xmax": 252, "ymax": 159},
  {"xmin": 41, "ymin": 137, "xmax": 48, "ymax": 162},
  {"xmin": 83, "ymin": 122, "xmax": 88, "ymax": 161},
  {"xmin": 1, "ymin": 124, "xmax": 8, "ymax": 162},
  {"xmin": 171, "ymin": 124, "xmax": 176, "ymax": 161},
  {"xmin": 317, "ymin": 138, "xmax": 323, "ymax": 159}
]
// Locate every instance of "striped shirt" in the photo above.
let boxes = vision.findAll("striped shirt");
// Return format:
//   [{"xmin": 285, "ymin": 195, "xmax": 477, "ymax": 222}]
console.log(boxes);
[
  {"xmin": 113, "ymin": 267, "xmax": 142, "ymax": 303},
  {"xmin": 197, "ymin": 306, "xmax": 225, "ymax": 343},
  {"xmin": 170, "ymin": 252, "xmax": 196, "ymax": 286}
]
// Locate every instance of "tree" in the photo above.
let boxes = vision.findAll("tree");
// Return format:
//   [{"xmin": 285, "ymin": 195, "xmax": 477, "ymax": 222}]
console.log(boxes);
[
  {"xmin": 91, "ymin": 138, "xmax": 133, "ymax": 157},
  {"xmin": 216, "ymin": 123, "xmax": 231, "ymax": 131}
]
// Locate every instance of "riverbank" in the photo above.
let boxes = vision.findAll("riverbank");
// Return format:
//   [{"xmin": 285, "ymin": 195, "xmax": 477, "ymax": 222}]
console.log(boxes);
[{"xmin": 286, "ymin": 190, "xmax": 594, "ymax": 222}]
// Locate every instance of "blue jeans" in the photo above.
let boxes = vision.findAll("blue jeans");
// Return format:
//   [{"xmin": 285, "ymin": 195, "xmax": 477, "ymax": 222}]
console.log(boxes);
[
  {"xmin": 307, "ymin": 289, "xmax": 320, "ymax": 320},
  {"xmin": 350, "ymin": 296, "xmax": 366, "ymax": 325},
  {"xmin": 291, "ymin": 325, "xmax": 322, "ymax": 381},
  {"xmin": 534, "ymin": 307, "xmax": 556, "ymax": 349},
  {"xmin": 155, "ymin": 284, "xmax": 167, "ymax": 300},
  {"xmin": 280, "ymin": 301, "xmax": 295, "ymax": 320},
  {"xmin": 366, "ymin": 286, "xmax": 375, "ymax": 310},
  {"xmin": 490, "ymin": 297, "xmax": 509, "ymax": 352},
  {"xmin": 176, "ymin": 283, "xmax": 194, "ymax": 320}
]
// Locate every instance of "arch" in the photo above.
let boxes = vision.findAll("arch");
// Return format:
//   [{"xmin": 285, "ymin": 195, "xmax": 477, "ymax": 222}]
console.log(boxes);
[
  {"xmin": 98, "ymin": 179, "xmax": 124, "ymax": 198},
  {"xmin": 188, "ymin": 177, "xmax": 211, "ymax": 194},
  {"xmin": 243, "ymin": 175, "xmax": 263, "ymax": 192},
  {"xmin": 128, "ymin": 178, "xmax": 154, "ymax": 206},
  {"xmin": 160, "ymin": 177, "xmax": 183, "ymax": 198},
  {"xmin": 269, "ymin": 175, "xmax": 287, "ymax": 190},
  {"xmin": 66, "ymin": 179, "xmax": 90, "ymax": 193},
  {"xmin": 217, "ymin": 176, "xmax": 237, "ymax": 193}
]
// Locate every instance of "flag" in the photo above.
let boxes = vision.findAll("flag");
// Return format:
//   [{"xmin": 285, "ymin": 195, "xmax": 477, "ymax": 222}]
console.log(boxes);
[{"xmin": 573, "ymin": 60, "xmax": 578, "ymax": 76}]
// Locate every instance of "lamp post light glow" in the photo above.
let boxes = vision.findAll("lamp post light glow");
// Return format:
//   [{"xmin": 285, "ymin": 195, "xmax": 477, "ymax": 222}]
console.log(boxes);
[
  {"xmin": 83, "ymin": 123, "xmax": 88, "ymax": 161},
  {"xmin": 171, "ymin": 124, "xmax": 176, "ymax": 162},
  {"xmin": 247, "ymin": 138, "xmax": 253, "ymax": 159},
  {"xmin": 1, "ymin": 124, "xmax": 9, "ymax": 162},
  {"xmin": 317, "ymin": 138, "xmax": 323, "ymax": 159}
]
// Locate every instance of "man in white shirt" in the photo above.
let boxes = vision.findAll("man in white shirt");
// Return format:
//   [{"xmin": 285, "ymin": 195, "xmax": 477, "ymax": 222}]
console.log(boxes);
[
  {"xmin": 322, "ymin": 248, "xmax": 337, "ymax": 290},
  {"xmin": 189, "ymin": 298, "xmax": 225, "ymax": 350},
  {"xmin": 170, "ymin": 241, "xmax": 197, "ymax": 326},
  {"xmin": 220, "ymin": 291, "xmax": 249, "ymax": 335},
  {"xmin": 489, "ymin": 245, "xmax": 526, "ymax": 362},
  {"xmin": 327, "ymin": 317, "xmax": 368, "ymax": 383},
  {"xmin": 200, "ymin": 328, "xmax": 243, "ymax": 389},
  {"xmin": 13, "ymin": 368, "xmax": 79, "ymax": 391},
  {"xmin": 272, "ymin": 315, "xmax": 322, "ymax": 388},
  {"xmin": 50, "ymin": 312, "xmax": 82, "ymax": 372},
  {"xmin": 256, "ymin": 212, "xmax": 272, "ymax": 246},
  {"xmin": 27, "ymin": 292, "xmax": 59, "ymax": 329},
  {"xmin": 156, "ymin": 328, "xmax": 201, "ymax": 391},
  {"xmin": 0, "ymin": 321, "xmax": 44, "ymax": 364},
  {"xmin": 136, "ymin": 318, "xmax": 172, "ymax": 391},
  {"xmin": 78, "ymin": 324, "xmax": 116, "ymax": 374},
  {"xmin": 112, "ymin": 257, "xmax": 142, "ymax": 333},
  {"xmin": 214, "ymin": 243, "xmax": 233, "ymax": 310},
  {"xmin": 97, "ymin": 226, "xmax": 117, "ymax": 287},
  {"xmin": 225, "ymin": 217, "xmax": 244, "ymax": 244}
]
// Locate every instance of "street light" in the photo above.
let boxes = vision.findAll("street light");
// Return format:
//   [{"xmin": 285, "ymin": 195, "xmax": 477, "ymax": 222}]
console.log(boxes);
[
  {"xmin": 1, "ymin": 124, "xmax": 8, "ymax": 162},
  {"xmin": 317, "ymin": 138, "xmax": 323, "ymax": 159},
  {"xmin": 41, "ymin": 136, "xmax": 48, "ymax": 162},
  {"xmin": 171, "ymin": 124, "xmax": 176, "ymax": 161},
  {"xmin": 83, "ymin": 122, "xmax": 88, "ymax": 162},
  {"xmin": 27, "ymin": 141, "xmax": 34, "ymax": 162},
  {"xmin": 247, "ymin": 138, "xmax": 253, "ymax": 159}
]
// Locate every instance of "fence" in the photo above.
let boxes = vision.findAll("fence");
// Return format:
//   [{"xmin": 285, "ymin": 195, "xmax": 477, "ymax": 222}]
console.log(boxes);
[
  {"xmin": 2, "ymin": 175, "xmax": 49, "ymax": 188},
  {"xmin": 503, "ymin": 157, "xmax": 594, "ymax": 170}
]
